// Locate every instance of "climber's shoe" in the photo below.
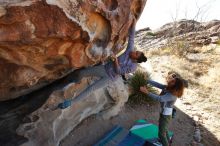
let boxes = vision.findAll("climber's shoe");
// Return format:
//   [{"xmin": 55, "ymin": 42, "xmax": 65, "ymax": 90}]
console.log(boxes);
[
  {"xmin": 58, "ymin": 99, "xmax": 72, "ymax": 109},
  {"xmin": 169, "ymin": 135, "xmax": 174, "ymax": 145}
]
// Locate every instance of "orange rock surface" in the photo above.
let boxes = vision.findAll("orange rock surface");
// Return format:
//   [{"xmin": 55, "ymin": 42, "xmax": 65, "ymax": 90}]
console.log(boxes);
[{"xmin": 0, "ymin": 0, "xmax": 146, "ymax": 101}]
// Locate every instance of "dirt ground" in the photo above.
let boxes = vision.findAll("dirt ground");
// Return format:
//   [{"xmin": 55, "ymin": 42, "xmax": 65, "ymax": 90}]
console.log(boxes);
[{"xmin": 60, "ymin": 103, "xmax": 194, "ymax": 146}]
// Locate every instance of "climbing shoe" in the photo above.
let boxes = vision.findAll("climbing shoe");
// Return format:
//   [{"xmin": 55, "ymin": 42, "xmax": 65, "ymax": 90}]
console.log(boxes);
[{"xmin": 58, "ymin": 99, "xmax": 71, "ymax": 109}]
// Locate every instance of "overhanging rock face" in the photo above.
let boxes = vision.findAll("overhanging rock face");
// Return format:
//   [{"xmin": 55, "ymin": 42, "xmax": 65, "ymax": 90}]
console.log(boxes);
[
  {"xmin": 0, "ymin": 0, "xmax": 146, "ymax": 101},
  {"xmin": 0, "ymin": 0, "xmax": 147, "ymax": 145}
]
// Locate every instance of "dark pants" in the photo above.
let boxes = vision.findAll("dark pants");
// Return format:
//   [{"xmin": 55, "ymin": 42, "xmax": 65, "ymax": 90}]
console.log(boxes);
[
  {"xmin": 159, "ymin": 114, "xmax": 172, "ymax": 146},
  {"xmin": 67, "ymin": 65, "xmax": 112, "ymax": 102}
]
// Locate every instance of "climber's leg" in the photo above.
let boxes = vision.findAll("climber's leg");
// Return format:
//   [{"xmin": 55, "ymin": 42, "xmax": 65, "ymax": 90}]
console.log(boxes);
[
  {"xmin": 58, "ymin": 76, "xmax": 111, "ymax": 109},
  {"xmin": 67, "ymin": 65, "xmax": 107, "ymax": 82},
  {"xmin": 73, "ymin": 76, "xmax": 111, "ymax": 102}
]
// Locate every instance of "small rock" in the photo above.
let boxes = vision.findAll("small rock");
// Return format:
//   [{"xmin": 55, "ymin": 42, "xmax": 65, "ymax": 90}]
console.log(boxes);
[
  {"xmin": 194, "ymin": 126, "xmax": 201, "ymax": 142},
  {"xmin": 193, "ymin": 116, "xmax": 199, "ymax": 122},
  {"xmin": 191, "ymin": 141, "xmax": 204, "ymax": 146},
  {"xmin": 210, "ymin": 36, "xmax": 219, "ymax": 43}
]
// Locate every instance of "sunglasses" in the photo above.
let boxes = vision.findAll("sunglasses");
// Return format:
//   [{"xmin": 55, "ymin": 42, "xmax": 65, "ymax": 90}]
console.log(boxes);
[
  {"xmin": 172, "ymin": 74, "xmax": 177, "ymax": 78},
  {"xmin": 171, "ymin": 74, "xmax": 177, "ymax": 79},
  {"xmin": 168, "ymin": 72, "xmax": 179, "ymax": 78}
]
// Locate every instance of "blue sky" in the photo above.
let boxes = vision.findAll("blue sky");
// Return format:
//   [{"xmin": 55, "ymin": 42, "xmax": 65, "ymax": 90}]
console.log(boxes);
[{"xmin": 137, "ymin": 0, "xmax": 220, "ymax": 30}]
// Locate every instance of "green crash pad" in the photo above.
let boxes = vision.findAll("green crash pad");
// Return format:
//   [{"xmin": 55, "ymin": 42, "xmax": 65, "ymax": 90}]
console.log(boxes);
[{"xmin": 130, "ymin": 119, "xmax": 173, "ymax": 140}]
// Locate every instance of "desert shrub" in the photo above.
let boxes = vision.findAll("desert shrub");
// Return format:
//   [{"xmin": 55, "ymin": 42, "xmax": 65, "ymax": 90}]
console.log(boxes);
[
  {"xmin": 128, "ymin": 70, "xmax": 157, "ymax": 104},
  {"xmin": 146, "ymin": 32, "xmax": 156, "ymax": 36},
  {"xmin": 149, "ymin": 40, "xmax": 191, "ymax": 57},
  {"xmin": 217, "ymin": 39, "xmax": 220, "ymax": 45},
  {"xmin": 163, "ymin": 40, "xmax": 191, "ymax": 57}
]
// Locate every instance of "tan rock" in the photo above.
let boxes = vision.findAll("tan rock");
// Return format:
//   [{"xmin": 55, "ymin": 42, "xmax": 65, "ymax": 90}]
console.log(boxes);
[{"xmin": 16, "ymin": 77, "xmax": 128, "ymax": 146}]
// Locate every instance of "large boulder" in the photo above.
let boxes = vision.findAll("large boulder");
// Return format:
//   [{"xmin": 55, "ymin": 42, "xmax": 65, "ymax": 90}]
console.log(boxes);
[
  {"xmin": 0, "ymin": 0, "xmax": 147, "ymax": 145},
  {"xmin": 0, "ymin": 0, "xmax": 146, "ymax": 101},
  {"xmin": 16, "ymin": 77, "xmax": 128, "ymax": 146}
]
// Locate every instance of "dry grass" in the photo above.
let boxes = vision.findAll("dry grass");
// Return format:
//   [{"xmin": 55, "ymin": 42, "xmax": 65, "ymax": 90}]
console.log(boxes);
[
  {"xmin": 166, "ymin": 40, "xmax": 191, "ymax": 57},
  {"xmin": 148, "ymin": 40, "xmax": 191, "ymax": 57},
  {"xmin": 148, "ymin": 47, "xmax": 172, "ymax": 56}
]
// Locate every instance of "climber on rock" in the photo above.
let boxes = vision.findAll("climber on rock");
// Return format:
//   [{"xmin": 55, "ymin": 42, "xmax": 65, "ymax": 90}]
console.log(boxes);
[{"xmin": 58, "ymin": 20, "xmax": 147, "ymax": 109}]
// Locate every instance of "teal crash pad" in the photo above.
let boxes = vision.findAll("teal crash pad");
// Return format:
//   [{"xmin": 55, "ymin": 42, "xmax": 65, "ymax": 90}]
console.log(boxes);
[
  {"xmin": 94, "ymin": 119, "xmax": 174, "ymax": 146},
  {"xmin": 130, "ymin": 119, "xmax": 173, "ymax": 140},
  {"xmin": 93, "ymin": 125, "xmax": 145, "ymax": 146},
  {"xmin": 93, "ymin": 125, "xmax": 129, "ymax": 146}
]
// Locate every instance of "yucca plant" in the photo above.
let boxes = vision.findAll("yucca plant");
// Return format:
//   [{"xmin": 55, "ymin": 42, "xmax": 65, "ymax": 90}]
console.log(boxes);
[{"xmin": 128, "ymin": 70, "xmax": 157, "ymax": 104}]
